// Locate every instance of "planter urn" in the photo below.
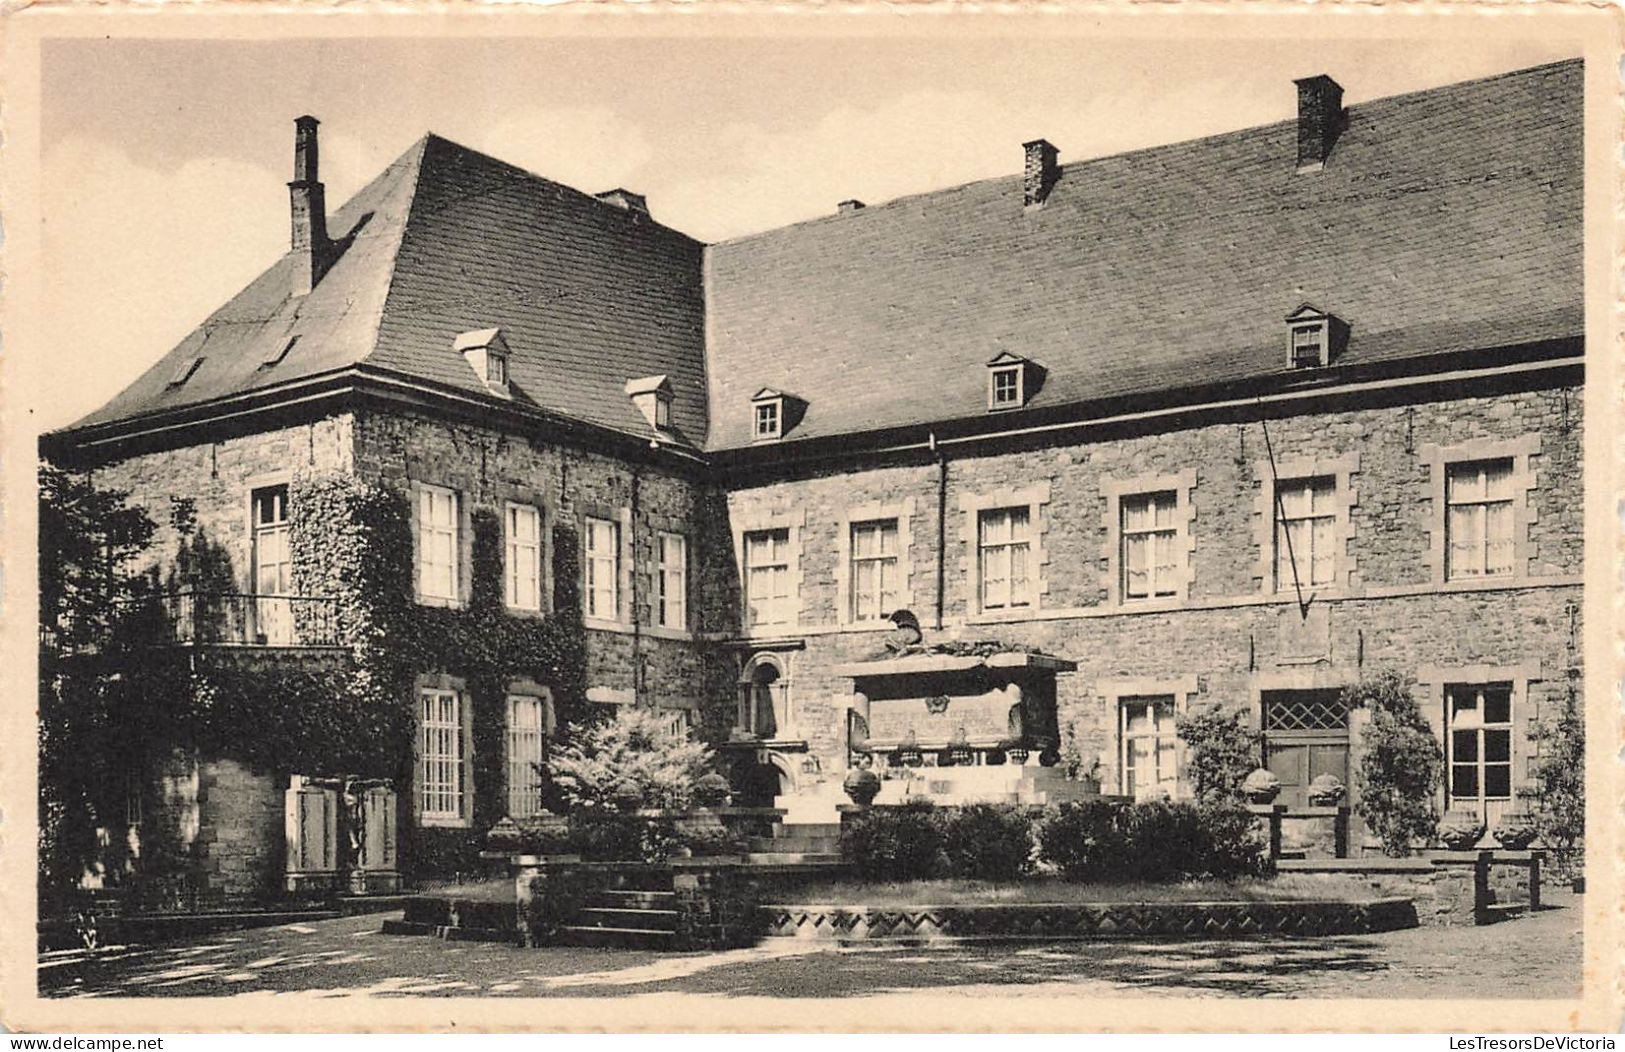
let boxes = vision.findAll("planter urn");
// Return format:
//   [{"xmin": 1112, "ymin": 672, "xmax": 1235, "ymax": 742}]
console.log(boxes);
[
  {"xmin": 1306, "ymin": 774, "xmax": 1346, "ymax": 807},
  {"xmin": 1242, "ymin": 768, "xmax": 1282, "ymax": 805},
  {"xmin": 1437, "ymin": 809, "xmax": 1486, "ymax": 850},
  {"xmin": 693, "ymin": 772, "xmax": 732, "ymax": 809},
  {"xmin": 843, "ymin": 768, "xmax": 882, "ymax": 807},
  {"xmin": 1492, "ymin": 809, "xmax": 1539, "ymax": 850}
]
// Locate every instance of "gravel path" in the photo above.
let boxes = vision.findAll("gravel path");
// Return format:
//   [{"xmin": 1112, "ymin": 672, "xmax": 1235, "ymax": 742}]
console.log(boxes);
[{"xmin": 39, "ymin": 891, "xmax": 1583, "ymax": 1000}]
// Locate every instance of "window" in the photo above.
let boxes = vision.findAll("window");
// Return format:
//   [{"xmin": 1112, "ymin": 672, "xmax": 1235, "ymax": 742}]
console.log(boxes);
[
  {"xmin": 168, "ymin": 356, "xmax": 204, "ymax": 388},
  {"xmin": 418, "ymin": 688, "xmax": 467, "ymax": 825},
  {"xmin": 584, "ymin": 516, "xmax": 621, "ymax": 621},
  {"xmin": 754, "ymin": 401, "xmax": 781, "ymax": 439},
  {"xmin": 1290, "ymin": 325, "xmax": 1324, "ymax": 368},
  {"xmin": 1120, "ymin": 696, "xmax": 1178, "ymax": 800},
  {"xmin": 504, "ymin": 504, "xmax": 543, "ymax": 612},
  {"xmin": 978, "ymin": 508, "xmax": 1032, "ymax": 610},
  {"xmin": 990, "ymin": 366, "xmax": 1022, "ymax": 409},
  {"xmin": 654, "ymin": 396, "xmax": 671, "ymax": 430},
  {"xmin": 417, "ymin": 485, "xmax": 460, "ymax": 603},
  {"xmin": 1275, "ymin": 476, "xmax": 1337, "ymax": 590},
  {"xmin": 656, "ymin": 532, "xmax": 687, "ymax": 630},
  {"xmin": 486, "ymin": 352, "xmax": 508, "ymax": 385},
  {"xmin": 849, "ymin": 519, "xmax": 900, "ymax": 622},
  {"xmin": 1447, "ymin": 684, "xmax": 1514, "ymax": 824},
  {"xmin": 505, "ymin": 694, "xmax": 549, "ymax": 820},
  {"xmin": 251, "ymin": 485, "xmax": 293, "ymax": 643},
  {"xmin": 1446, "ymin": 459, "xmax": 1515, "ymax": 579},
  {"xmin": 1121, "ymin": 492, "xmax": 1178, "ymax": 600},
  {"xmin": 744, "ymin": 528, "xmax": 792, "ymax": 627}
]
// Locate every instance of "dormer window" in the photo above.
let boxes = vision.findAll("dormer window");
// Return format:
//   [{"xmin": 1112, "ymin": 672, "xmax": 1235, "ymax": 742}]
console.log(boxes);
[
  {"xmin": 755, "ymin": 400, "xmax": 781, "ymax": 439},
  {"xmin": 625, "ymin": 375, "xmax": 675, "ymax": 434},
  {"xmin": 454, "ymin": 327, "xmax": 512, "ymax": 397},
  {"xmin": 1284, "ymin": 304, "xmax": 1348, "ymax": 369},
  {"xmin": 986, "ymin": 352, "xmax": 1038, "ymax": 411},
  {"xmin": 168, "ymin": 356, "xmax": 204, "ymax": 388},
  {"xmin": 750, "ymin": 387, "xmax": 804, "ymax": 441}
]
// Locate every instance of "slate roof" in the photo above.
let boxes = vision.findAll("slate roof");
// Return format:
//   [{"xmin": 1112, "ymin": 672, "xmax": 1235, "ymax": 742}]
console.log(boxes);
[
  {"xmin": 58, "ymin": 59, "xmax": 1580, "ymax": 456},
  {"xmin": 67, "ymin": 134, "xmax": 709, "ymax": 445},
  {"xmin": 704, "ymin": 59, "xmax": 1583, "ymax": 449}
]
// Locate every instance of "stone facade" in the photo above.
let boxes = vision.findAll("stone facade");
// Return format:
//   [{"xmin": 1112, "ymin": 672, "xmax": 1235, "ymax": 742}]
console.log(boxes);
[{"xmin": 723, "ymin": 383, "xmax": 1583, "ymax": 813}]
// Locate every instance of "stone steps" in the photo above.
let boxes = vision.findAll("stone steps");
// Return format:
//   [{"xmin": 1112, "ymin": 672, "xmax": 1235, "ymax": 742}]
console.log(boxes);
[
  {"xmin": 748, "ymin": 835, "xmax": 841, "ymax": 854},
  {"xmin": 576, "ymin": 906, "xmax": 679, "ymax": 932},
  {"xmin": 558, "ymin": 924, "xmax": 676, "ymax": 949},
  {"xmin": 593, "ymin": 889, "xmax": 678, "ymax": 910}
]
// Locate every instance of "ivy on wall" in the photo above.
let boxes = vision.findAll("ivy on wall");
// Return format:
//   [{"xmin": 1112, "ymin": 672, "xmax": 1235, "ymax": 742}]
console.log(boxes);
[{"xmin": 283, "ymin": 473, "xmax": 591, "ymax": 875}]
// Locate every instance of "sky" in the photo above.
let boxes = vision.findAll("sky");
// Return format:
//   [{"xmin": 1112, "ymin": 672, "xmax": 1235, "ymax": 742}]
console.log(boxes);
[{"xmin": 37, "ymin": 31, "xmax": 1583, "ymax": 432}]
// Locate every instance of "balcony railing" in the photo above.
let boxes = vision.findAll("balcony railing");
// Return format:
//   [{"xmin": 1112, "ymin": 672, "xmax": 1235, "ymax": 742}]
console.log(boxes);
[{"xmin": 120, "ymin": 591, "xmax": 345, "ymax": 648}]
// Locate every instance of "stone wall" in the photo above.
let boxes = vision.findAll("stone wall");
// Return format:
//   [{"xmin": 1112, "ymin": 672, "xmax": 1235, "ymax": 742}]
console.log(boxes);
[
  {"xmin": 349, "ymin": 408, "xmax": 731, "ymax": 717},
  {"xmin": 78, "ymin": 414, "xmax": 357, "ymax": 590},
  {"xmin": 722, "ymin": 383, "xmax": 1582, "ymax": 809},
  {"xmin": 141, "ymin": 750, "xmax": 283, "ymax": 907}
]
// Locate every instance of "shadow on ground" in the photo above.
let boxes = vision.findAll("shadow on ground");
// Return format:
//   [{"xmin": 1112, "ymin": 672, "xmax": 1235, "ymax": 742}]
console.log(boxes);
[{"xmin": 38, "ymin": 894, "xmax": 1583, "ymax": 1001}]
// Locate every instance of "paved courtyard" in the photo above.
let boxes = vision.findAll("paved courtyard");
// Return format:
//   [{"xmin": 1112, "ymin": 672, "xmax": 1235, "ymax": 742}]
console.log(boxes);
[{"xmin": 40, "ymin": 892, "xmax": 1583, "ymax": 1000}]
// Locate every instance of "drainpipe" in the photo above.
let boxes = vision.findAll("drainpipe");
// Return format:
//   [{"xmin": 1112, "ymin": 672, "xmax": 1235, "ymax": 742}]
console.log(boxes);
[
  {"xmin": 630, "ymin": 467, "xmax": 644, "ymax": 707},
  {"xmin": 932, "ymin": 431, "xmax": 948, "ymax": 632}
]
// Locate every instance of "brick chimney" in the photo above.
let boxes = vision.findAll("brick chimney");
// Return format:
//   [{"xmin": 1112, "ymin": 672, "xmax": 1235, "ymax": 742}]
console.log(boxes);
[
  {"xmin": 288, "ymin": 115, "xmax": 331, "ymax": 296},
  {"xmin": 1023, "ymin": 139, "xmax": 1060, "ymax": 208},
  {"xmin": 1294, "ymin": 75, "xmax": 1346, "ymax": 171}
]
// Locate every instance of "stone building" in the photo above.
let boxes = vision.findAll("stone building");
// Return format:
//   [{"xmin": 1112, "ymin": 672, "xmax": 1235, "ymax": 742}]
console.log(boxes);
[{"xmin": 42, "ymin": 59, "xmax": 1582, "ymax": 897}]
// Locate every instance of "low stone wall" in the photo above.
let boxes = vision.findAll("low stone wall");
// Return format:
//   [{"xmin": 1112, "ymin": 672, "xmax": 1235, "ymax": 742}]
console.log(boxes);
[
  {"xmin": 762, "ymin": 898, "xmax": 1418, "ymax": 943},
  {"xmin": 1279, "ymin": 850, "xmax": 1542, "ymax": 926}
]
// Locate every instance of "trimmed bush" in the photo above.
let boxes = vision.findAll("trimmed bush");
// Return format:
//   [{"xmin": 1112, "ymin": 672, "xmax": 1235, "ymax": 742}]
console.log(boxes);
[
  {"xmin": 840, "ymin": 801, "xmax": 945, "ymax": 880},
  {"xmin": 1036, "ymin": 800, "xmax": 1129, "ymax": 881},
  {"xmin": 570, "ymin": 813, "xmax": 678, "ymax": 862},
  {"xmin": 1038, "ymin": 799, "xmax": 1268, "ymax": 881},
  {"xmin": 942, "ymin": 804, "xmax": 1035, "ymax": 881}
]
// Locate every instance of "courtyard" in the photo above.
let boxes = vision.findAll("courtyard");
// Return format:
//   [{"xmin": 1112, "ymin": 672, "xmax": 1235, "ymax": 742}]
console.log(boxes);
[{"xmin": 39, "ymin": 891, "xmax": 1583, "ymax": 1001}]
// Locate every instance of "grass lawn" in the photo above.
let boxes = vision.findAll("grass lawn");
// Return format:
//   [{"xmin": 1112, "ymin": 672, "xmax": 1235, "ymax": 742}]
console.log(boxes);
[{"xmin": 767, "ymin": 875, "xmax": 1380, "ymax": 907}]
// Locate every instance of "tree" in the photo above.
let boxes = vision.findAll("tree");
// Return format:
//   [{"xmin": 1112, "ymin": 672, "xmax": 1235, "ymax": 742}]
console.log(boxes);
[
  {"xmin": 1176, "ymin": 707, "xmax": 1259, "ymax": 805},
  {"xmin": 38, "ymin": 463, "xmax": 157, "ymax": 905},
  {"xmin": 1350, "ymin": 670, "xmax": 1443, "ymax": 857},
  {"xmin": 39, "ymin": 463, "xmax": 156, "ymax": 653},
  {"xmin": 1528, "ymin": 677, "xmax": 1584, "ymax": 879},
  {"xmin": 550, "ymin": 706, "xmax": 713, "ymax": 812}
]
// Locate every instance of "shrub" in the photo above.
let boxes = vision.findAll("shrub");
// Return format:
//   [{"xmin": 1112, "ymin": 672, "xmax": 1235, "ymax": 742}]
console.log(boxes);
[
  {"xmin": 840, "ymin": 801, "xmax": 945, "ymax": 880},
  {"xmin": 570, "ymin": 813, "xmax": 678, "ymax": 862},
  {"xmin": 942, "ymin": 804, "xmax": 1035, "ymax": 880},
  {"xmin": 1177, "ymin": 707, "xmax": 1260, "ymax": 805},
  {"xmin": 1038, "ymin": 799, "xmax": 1267, "ymax": 881},
  {"xmin": 1350, "ymin": 670, "xmax": 1443, "ymax": 856},
  {"xmin": 1036, "ymin": 800, "xmax": 1129, "ymax": 880},
  {"xmin": 679, "ymin": 825, "xmax": 749, "ymax": 858},
  {"xmin": 1192, "ymin": 803, "xmax": 1272, "ymax": 879},
  {"xmin": 551, "ymin": 707, "xmax": 713, "ymax": 812},
  {"xmin": 1528, "ymin": 679, "xmax": 1584, "ymax": 879}
]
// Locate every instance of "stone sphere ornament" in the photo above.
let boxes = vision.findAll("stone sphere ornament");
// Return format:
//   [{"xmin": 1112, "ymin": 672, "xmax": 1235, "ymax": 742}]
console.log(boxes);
[
  {"xmin": 1492, "ymin": 809, "xmax": 1540, "ymax": 850},
  {"xmin": 1306, "ymin": 773, "xmax": 1346, "ymax": 807},
  {"xmin": 1437, "ymin": 809, "xmax": 1487, "ymax": 850},
  {"xmin": 1242, "ymin": 768, "xmax": 1282, "ymax": 805},
  {"xmin": 843, "ymin": 768, "xmax": 882, "ymax": 807}
]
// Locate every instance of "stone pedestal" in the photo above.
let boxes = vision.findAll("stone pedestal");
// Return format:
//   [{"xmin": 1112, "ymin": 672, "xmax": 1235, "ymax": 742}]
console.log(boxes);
[{"xmin": 284, "ymin": 777, "xmax": 339, "ymax": 894}]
